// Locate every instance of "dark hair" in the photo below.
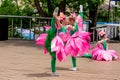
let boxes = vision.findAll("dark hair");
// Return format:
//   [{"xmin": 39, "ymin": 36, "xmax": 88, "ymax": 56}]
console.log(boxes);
[
  {"xmin": 100, "ymin": 34, "xmax": 105, "ymax": 38},
  {"xmin": 69, "ymin": 16, "xmax": 75, "ymax": 22},
  {"xmin": 60, "ymin": 17, "xmax": 66, "ymax": 23}
]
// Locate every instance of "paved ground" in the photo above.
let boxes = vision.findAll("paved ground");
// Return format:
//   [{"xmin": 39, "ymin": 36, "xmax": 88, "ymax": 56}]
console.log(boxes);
[{"xmin": 0, "ymin": 39, "xmax": 120, "ymax": 80}]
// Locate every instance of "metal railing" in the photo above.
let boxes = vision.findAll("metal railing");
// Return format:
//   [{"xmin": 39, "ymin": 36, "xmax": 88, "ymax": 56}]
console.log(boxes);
[
  {"xmin": 91, "ymin": 25, "xmax": 107, "ymax": 42},
  {"xmin": 91, "ymin": 24, "xmax": 120, "ymax": 42},
  {"xmin": 1, "ymin": 15, "xmax": 119, "ymax": 42},
  {"xmin": 0, "ymin": 15, "xmax": 52, "ymax": 40}
]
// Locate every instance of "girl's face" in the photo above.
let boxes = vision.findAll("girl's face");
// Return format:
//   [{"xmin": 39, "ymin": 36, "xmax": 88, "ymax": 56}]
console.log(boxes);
[
  {"xmin": 69, "ymin": 19, "xmax": 75, "ymax": 25},
  {"xmin": 62, "ymin": 18, "xmax": 69, "ymax": 25},
  {"xmin": 68, "ymin": 16, "xmax": 75, "ymax": 25},
  {"xmin": 101, "ymin": 34, "xmax": 106, "ymax": 39}
]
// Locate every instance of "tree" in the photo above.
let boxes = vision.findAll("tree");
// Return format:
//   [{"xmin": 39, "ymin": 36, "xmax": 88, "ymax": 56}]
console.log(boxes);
[
  {"xmin": 60, "ymin": 0, "xmax": 66, "ymax": 13},
  {"xmin": 87, "ymin": 0, "xmax": 105, "ymax": 29},
  {"xmin": 34, "ymin": 0, "xmax": 46, "ymax": 16},
  {"xmin": 33, "ymin": 0, "xmax": 61, "ymax": 17},
  {"xmin": 88, "ymin": 0, "xmax": 105, "ymax": 41},
  {"xmin": 14, "ymin": 0, "xmax": 20, "ymax": 15},
  {"xmin": 97, "ymin": 9, "xmax": 108, "ymax": 22},
  {"xmin": 0, "ymin": 0, "xmax": 18, "ymax": 15}
]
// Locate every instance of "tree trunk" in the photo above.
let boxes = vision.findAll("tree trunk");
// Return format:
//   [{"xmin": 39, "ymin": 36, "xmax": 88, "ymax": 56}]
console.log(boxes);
[
  {"xmin": 34, "ymin": 0, "xmax": 46, "ymax": 17},
  {"xmin": 60, "ymin": 0, "xmax": 66, "ymax": 13},
  {"xmin": 46, "ymin": 0, "xmax": 54, "ymax": 17},
  {"xmin": 88, "ymin": 6, "xmax": 98, "ymax": 41},
  {"xmin": 15, "ymin": 0, "xmax": 20, "ymax": 15}
]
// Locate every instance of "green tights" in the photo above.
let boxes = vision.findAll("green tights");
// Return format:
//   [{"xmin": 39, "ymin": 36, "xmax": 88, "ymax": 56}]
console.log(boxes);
[
  {"xmin": 50, "ymin": 53, "xmax": 76, "ymax": 72},
  {"xmin": 71, "ymin": 56, "xmax": 76, "ymax": 67},
  {"xmin": 50, "ymin": 52, "xmax": 56, "ymax": 72}
]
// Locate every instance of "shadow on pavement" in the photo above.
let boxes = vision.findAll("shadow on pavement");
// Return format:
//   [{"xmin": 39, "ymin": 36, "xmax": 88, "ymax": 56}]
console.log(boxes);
[
  {"xmin": 24, "ymin": 72, "xmax": 52, "ymax": 77},
  {"xmin": 46, "ymin": 67, "xmax": 79, "ymax": 71}
]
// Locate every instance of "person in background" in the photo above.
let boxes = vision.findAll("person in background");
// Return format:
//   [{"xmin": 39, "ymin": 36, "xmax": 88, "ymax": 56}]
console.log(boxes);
[{"xmin": 91, "ymin": 30, "xmax": 119, "ymax": 61}]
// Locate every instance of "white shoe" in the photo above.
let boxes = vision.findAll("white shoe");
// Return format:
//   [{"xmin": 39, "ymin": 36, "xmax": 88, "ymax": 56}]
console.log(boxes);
[
  {"xmin": 69, "ymin": 67, "xmax": 77, "ymax": 71},
  {"xmin": 53, "ymin": 7, "xmax": 59, "ymax": 16},
  {"xmin": 77, "ymin": 54, "xmax": 80, "ymax": 57},
  {"xmin": 51, "ymin": 72, "xmax": 60, "ymax": 76}
]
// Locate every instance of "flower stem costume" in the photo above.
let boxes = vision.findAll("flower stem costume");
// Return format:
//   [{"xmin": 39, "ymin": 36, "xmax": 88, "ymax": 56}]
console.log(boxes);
[
  {"xmin": 45, "ymin": 18, "xmax": 57, "ymax": 72},
  {"xmin": 65, "ymin": 12, "xmax": 91, "ymax": 69},
  {"xmin": 36, "ymin": 8, "xmax": 67, "ymax": 74}
]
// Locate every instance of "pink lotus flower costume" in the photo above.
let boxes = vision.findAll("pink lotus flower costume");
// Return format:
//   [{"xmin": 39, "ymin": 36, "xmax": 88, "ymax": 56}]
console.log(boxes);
[
  {"xmin": 65, "ymin": 30, "xmax": 91, "ymax": 57},
  {"xmin": 92, "ymin": 43, "xmax": 119, "ymax": 61},
  {"xmin": 91, "ymin": 30, "xmax": 119, "ymax": 61},
  {"xmin": 36, "ymin": 13, "xmax": 91, "ymax": 61},
  {"xmin": 64, "ymin": 13, "xmax": 91, "ymax": 57}
]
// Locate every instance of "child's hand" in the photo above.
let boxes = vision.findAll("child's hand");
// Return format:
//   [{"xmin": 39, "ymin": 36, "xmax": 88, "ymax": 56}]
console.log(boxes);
[
  {"xmin": 98, "ymin": 40, "xmax": 102, "ymax": 44},
  {"xmin": 68, "ymin": 25, "xmax": 75, "ymax": 31},
  {"xmin": 66, "ymin": 25, "xmax": 72, "ymax": 29},
  {"xmin": 106, "ymin": 38, "xmax": 110, "ymax": 42},
  {"xmin": 68, "ymin": 25, "xmax": 72, "ymax": 28}
]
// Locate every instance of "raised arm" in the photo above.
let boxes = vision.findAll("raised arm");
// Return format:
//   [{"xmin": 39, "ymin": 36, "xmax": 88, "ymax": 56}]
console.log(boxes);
[{"xmin": 53, "ymin": 14, "xmax": 62, "ymax": 29}]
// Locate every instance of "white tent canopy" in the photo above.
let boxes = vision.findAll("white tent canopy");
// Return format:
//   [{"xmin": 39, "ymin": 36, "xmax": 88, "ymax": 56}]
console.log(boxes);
[{"xmin": 100, "ymin": 0, "xmax": 120, "ymax": 10}]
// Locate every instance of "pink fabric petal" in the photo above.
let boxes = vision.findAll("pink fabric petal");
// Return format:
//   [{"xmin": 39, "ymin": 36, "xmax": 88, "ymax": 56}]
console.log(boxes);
[
  {"xmin": 70, "ymin": 47, "xmax": 78, "ymax": 57},
  {"xmin": 65, "ymin": 37, "xmax": 78, "ymax": 57},
  {"xmin": 91, "ymin": 43, "xmax": 119, "ymax": 61},
  {"xmin": 56, "ymin": 48, "xmax": 66, "ymax": 62},
  {"xmin": 51, "ymin": 36, "xmax": 66, "ymax": 62},
  {"xmin": 43, "ymin": 48, "xmax": 48, "ymax": 54},
  {"xmin": 65, "ymin": 42, "xmax": 72, "ymax": 56},
  {"xmin": 51, "ymin": 37, "xmax": 59, "ymax": 51},
  {"xmin": 65, "ymin": 31, "xmax": 90, "ymax": 57},
  {"xmin": 74, "ymin": 37, "xmax": 83, "ymax": 56},
  {"xmin": 36, "ymin": 33, "xmax": 47, "ymax": 46},
  {"xmin": 65, "ymin": 37, "xmax": 72, "ymax": 55},
  {"xmin": 59, "ymin": 32, "xmax": 70, "ymax": 42},
  {"xmin": 103, "ymin": 51, "xmax": 112, "ymax": 61},
  {"xmin": 78, "ymin": 31, "xmax": 91, "ymax": 42},
  {"xmin": 107, "ymin": 50, "xmax": 119, "ymax": 60},
  {"xmin": 44, "ymin": 25, "xmax": 51, "ymax": 30},
  {"xmin": 96, "ymin": 50, "xmax": 104, "ymax": 61},
  {"xmin": 51, "ymin": 36, "xmax": 64, "ymax": 52}
]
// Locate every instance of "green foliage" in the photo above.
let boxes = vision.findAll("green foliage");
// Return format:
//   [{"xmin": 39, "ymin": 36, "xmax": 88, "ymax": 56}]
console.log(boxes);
[
  {"xmin": 0, "ymin": 0, "xmax": 34, "ymax": 16},
  {"xmin": 0, "ymin": 0, "xmax": 18, "ymax": 15},
  {"xmin": 97, "ymin": 9, "xmax": 108, "ymax": 22},
  {"xmin": 39, "ymin": 0, "xmax": 61, "ymax": 16},
  {"xmin": 20, "ymin": 0, "xmax": 34, "ymax": 16},
  {"xmin": 22, "ymin": 5, "xmax": 34, "ymax": 16},
  {"xmin": 0, "ymin": 0, "xmax": 110, "ymax": 19},
  {"xmin": 1, "ymin": 0, "xmax": 119, "ymax": 26},
  {"xmin": 87, "ymin": 0, "xmax": 105, "ymax": 7},
  {"xmin": 0, "ymin": 0, "xmax": 35, "ymax": 29}
]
